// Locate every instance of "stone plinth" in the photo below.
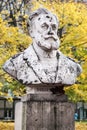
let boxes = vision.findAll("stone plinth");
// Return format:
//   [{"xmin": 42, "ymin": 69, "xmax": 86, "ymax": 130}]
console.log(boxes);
[{"xmin": 15, "ymin": 93, "xmax": 75, "ymax": 130}]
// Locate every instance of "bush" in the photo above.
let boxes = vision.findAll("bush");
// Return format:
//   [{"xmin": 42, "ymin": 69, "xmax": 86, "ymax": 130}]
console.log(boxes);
[
  {"xmin": 75, "ymin": 121, "xmax": 87, "ymax": 130},
  {"xmin": 0, "ymin": 122, "xmax": 14, "ymax": 130},
  {"xmin": 0, "ymin": 121, "xmax": 87, "ymax": 130}
]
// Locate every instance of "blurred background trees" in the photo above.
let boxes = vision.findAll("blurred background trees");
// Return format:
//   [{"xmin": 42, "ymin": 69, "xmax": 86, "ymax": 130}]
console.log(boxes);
[{"xmin": 0, "ymin": 0, "xmax": 87, "ymax": 102}]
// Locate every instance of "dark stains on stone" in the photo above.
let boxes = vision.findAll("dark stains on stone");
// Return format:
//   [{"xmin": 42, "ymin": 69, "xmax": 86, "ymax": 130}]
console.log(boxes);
[
  {"xmin": 46, "ymin": 15, "xmax": 50, "ymax": 19},
  {"xmin": 23, "ymin": 57, "xmax": 28, "ymax": 61},
  {"xmin": 10, "ymin": 59, "xmax": 15, "ymax": 66},
  {"xmin": 68, "ymin": 66, "xmax": 74, "ymax": 73},
  {"xmin": 19, "ymin": 79, "xmax": 23, "ymax": 84},
  {"xmin": 4, "ymin": 66, "xmax": 8, "ymax": 70},
  {"xmin": 28, "ymin": 81, "xmax": 32, "ymax": 85},
  {"xmin": 67, "ymin": 57, "xmax": 75, "ymax": 63},
  {"xmin": 56, "ymin": 52, "xmax": 60, "ymax": 59},
  {"xmin": 25, "ymin": 72, "xmax": 27, "ymax": 75},
  {"xmin": 49, "ymin": 77, "xmax": 54, "ymax": 83},
  {"xmin": 58, "ymin": 76, "xmax": 62, "ymax": 81},
  {"xmin": 34, "ymin": 80, "xmax": 38, "ymax": 83},
  {"xmin": 24, "ymin": 81, "xmax": 28, "ymax": 85},
  {"xmin": 25, "ymin": 81, "xmax": 32, "ymax": 85},
  {"xmin": 35, "ymin": 119, "xmax": 38, "ymax": 122},
  {"xmin": 38, "ymin": 17, "xmax": 41, "ymax": 20},
  {"xmin": 44, "ymin": 69, "xmax": 48, "ymax": 75},
  {"xmin": 12, "ymin": 53, "xmax": 21, "ymax": 59},
  {"xmin": 19, "ymin": 79, "xmax": 33, "ymax": 85},
  {"xmin": 50, "ymin": 86, "xmax": 65, "ymax": 94}
]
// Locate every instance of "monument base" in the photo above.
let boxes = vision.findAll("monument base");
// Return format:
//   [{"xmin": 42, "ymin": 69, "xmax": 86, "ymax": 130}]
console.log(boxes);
[{"xmin": 15, "ymin": 93, "xmax": 75, "ymax": 130}]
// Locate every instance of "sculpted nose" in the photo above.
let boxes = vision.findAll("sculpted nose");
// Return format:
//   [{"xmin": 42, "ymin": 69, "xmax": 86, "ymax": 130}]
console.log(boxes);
[{"xmin": 48, "ymin": 27, "xmax": 54, "ymax": 35}]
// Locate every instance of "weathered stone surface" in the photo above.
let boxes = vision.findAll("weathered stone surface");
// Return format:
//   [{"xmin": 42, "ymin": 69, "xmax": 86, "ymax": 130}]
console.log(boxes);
[
  {"xmin": 15, "ymin": 94, "xmax": 75, "ymax": 130},
  {"xmin": 21, "ymin": 93, "xmax": 68, "ymax": 102},
  {"xmin": 26, "ymin": 101, "xmax": 75, "ymax": 130},
  {"xmin": 15, "ymin": 102, "xmax": 23, "ymax": 130},
  {"xmin": 3, "ymin": 8, "xmax": 82, "ymax": 94}
]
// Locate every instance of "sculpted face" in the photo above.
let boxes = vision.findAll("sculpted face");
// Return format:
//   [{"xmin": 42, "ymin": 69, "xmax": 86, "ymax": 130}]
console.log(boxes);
[{"xmin": 31, "ymin": 13, "xmax": 60, "ymax": 51}]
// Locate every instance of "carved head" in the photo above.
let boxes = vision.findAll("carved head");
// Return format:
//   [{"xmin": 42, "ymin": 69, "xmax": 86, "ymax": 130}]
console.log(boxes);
[{"xmin": 27, "ymin": 8, "xmax": 60, "ymax": 51}]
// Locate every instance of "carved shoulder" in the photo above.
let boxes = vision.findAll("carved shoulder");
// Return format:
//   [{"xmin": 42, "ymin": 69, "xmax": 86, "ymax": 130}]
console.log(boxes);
[
  {"xmin": 58, "ymin": 51, "xmax": 82, "ymax": 76},
  {"xmin": 3, "ymin": 52, "xmax": 23, "ymax": 78},
  {"xmin": 67, "ymin": 57, "xmax": 82, "ymax": 76}
]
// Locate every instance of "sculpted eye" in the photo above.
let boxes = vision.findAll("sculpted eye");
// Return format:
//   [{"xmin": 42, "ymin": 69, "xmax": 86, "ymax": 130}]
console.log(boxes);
[
  {"xmin": 52, "ymin": 24, "xmax": 56, "ymax": 30},
  {"xmin": 41, "ymin": 23, "xmax": 48, "ymax": 30}
]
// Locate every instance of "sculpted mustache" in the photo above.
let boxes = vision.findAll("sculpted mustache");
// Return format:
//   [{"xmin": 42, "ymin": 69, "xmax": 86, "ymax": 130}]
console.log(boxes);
[{"xmin": 44, "ymin": 35, "xmax": 58, "ymax": 41}]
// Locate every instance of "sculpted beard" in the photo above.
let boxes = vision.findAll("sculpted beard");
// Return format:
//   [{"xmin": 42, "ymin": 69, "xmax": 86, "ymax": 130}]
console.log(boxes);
[{"xmin": 36, "ymin": 34, "xmax": 60, "ymax": 51}]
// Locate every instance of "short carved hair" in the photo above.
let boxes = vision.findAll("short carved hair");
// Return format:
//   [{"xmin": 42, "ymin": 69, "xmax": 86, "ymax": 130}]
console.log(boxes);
[{"xmin": 27, "ymin": 8, "xmax": 58, "ymax": 35}]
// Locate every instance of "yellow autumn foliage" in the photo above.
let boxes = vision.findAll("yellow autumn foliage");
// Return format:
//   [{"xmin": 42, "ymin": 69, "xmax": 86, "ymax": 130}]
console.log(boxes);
[
  {"xmin": 75, "ymin": 122, "xmax": 87, "ymax": 130},
  {"xmin": 0, "ymin": 121, "xmax": 87, "ymax": 130},
  {"xmin": 0, "ymin": 16, "xmax": 32, "ymax": 96},
  {"xmin": 0, "ymin": 122, "xmax": 14, "ymax": 130}
]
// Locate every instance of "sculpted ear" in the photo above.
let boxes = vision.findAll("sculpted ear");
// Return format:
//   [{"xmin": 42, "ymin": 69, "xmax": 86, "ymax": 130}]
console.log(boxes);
[
  {"xmin": 27, "ymin": 27, "xmax": 35, "ymax": 38},
  {"xmin": 29, "ymin": 29, "xmax": 34, "ymax": 38},
  {"xmin": 27, "ymin": 20, "xmax": 35, "ymax": 38},
  {"xmin": 27, "ymin": 24, "xmax": 35, "ymax": 38}
]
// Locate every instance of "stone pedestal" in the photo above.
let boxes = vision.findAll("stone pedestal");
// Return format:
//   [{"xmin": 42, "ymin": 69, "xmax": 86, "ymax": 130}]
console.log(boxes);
[{"xmin": 15, "ymin": 94, "xmax": 75, "ymax": 130}]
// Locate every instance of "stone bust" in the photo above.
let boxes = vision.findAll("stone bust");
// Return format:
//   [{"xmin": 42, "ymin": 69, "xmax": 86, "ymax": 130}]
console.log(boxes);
[{"xmin": 3, "ymin": 8, "xmax": 82, "ymax": 93}]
